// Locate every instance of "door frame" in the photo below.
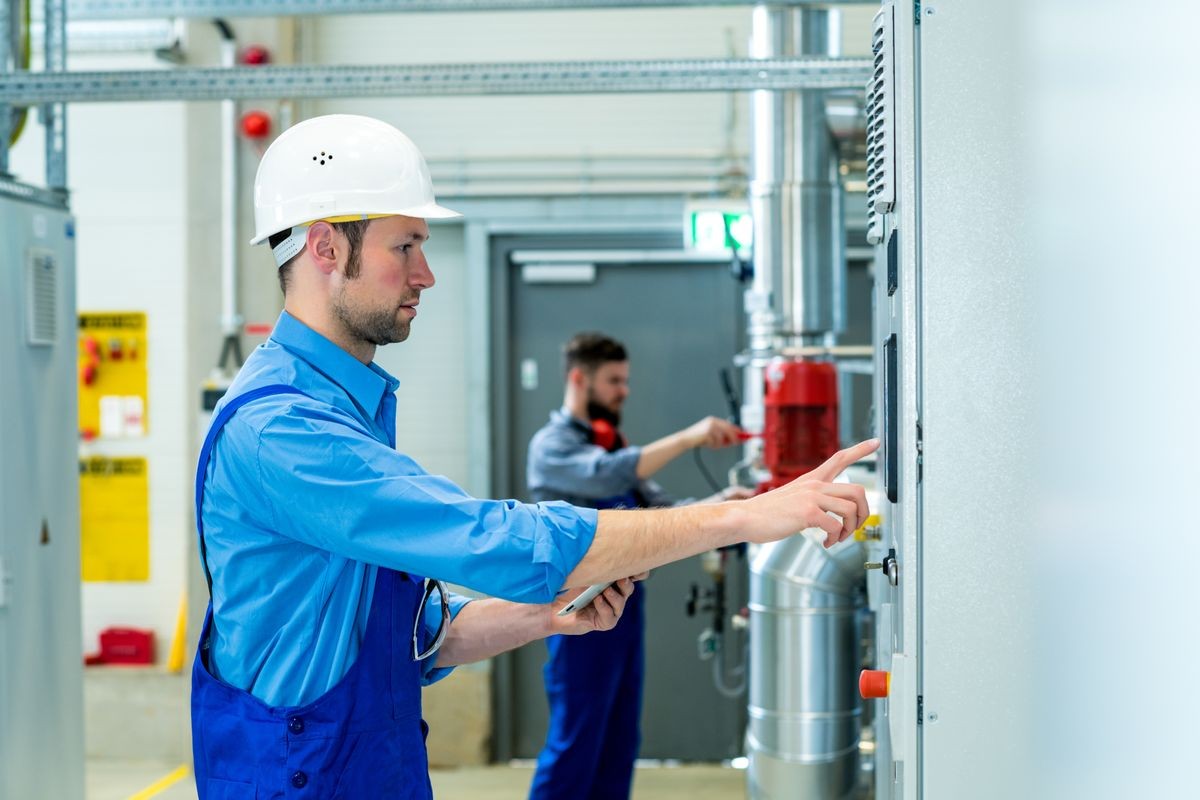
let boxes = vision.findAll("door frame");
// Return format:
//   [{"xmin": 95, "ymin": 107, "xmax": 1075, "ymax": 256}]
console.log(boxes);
[
  {"xmin": 454, "ymin": 194, "xmax": 716, "ymax": 761},
  {"xmin": 457, "ymin": 193, "xmax": 697, "ymax": 500}
]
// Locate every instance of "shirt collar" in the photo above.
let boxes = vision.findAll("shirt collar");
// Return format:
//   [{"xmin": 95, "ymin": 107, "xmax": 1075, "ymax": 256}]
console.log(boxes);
[
  {"xmin": 553, "ymin": 407, "xmax": 592, "ymax": 431},
  {"xmin": 270, "ymin": 310, "xmax": 400, "ymax": 417}
]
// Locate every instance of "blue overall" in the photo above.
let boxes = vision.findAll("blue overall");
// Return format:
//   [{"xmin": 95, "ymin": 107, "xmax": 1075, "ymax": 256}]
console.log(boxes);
[
  {"xmin": 529, "ymin": 490, "xmax": 645, "ymax": 800},
  {"xmin": 192, "ymin": 385, "xmax": 435, "ymax": 799}
]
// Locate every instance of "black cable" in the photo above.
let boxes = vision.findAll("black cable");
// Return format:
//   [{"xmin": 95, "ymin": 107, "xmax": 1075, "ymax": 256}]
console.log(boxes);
[
  {"xmin": 720, "ymin": 367, "xmax": 741, "ymax": 426},
  {"xmin": 693, "ymin": 447, "xmax": 723, "ymax": 494}
]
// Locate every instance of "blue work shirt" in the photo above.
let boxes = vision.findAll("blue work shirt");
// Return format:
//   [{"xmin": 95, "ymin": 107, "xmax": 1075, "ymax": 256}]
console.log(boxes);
[
  {"xmin": 526, "ymin": 408, "xmax": 674, "ymax": 508},
  {"xmin": 200, "ymin": 311, "xmax": 598, "ymax": 707}
]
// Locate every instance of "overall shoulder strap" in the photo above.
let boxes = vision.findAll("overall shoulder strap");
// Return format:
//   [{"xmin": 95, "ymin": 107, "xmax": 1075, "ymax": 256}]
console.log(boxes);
[{"xmin": 194, "ymin": 384, "xmax": 307, "ymax": 595}]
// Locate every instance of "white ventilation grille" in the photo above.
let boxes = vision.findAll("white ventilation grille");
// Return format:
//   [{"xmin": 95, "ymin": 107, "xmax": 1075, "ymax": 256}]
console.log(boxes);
[
  {"xmin": 866, "ymin": 3, "xmax": 896, "ymax": 245},
  {"xmin": 26, "ymin": 249, "xmax": 57, "ymax": 346}
]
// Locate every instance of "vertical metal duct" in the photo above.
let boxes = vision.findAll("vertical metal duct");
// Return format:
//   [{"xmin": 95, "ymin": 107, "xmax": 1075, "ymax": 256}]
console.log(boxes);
[
  {"xmin": 743, "ymin": 3, "xmax": 846, "ymax": 440},
  {"xmin": 745, "ymin": 5, "xmax": 861, "ymax": 799},
  {"xmin": 791, "ymin": 7, "xmax": 844, "ymax": 343},
  {"xmin": 214, "ymin": 19, "xmax": 244, "ymax": 371},
  {"xmin": 217, "ymin": 21, "xmax": 241, "ymax": 344},
  {"xmin": 748, "ymin": 4, "xmax": 844, "ymax": 353}
]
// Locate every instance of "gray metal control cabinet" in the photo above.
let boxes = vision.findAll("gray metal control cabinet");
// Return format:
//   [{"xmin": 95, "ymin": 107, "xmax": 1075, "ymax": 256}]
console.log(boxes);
[
  {"xmin": 868, "ymin": 2, "xmax": 1038, "ymax": 798},
  {"xmin": 0, "ymin": 183, "xmax": 84, "ymax": 800}
]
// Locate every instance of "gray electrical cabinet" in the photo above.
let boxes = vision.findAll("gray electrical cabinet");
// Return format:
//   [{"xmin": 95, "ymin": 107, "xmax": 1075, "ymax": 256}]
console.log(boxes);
[
  {"xmin": 0, "ymin": 182, "xmax": 84, "ymax": 800},
  {"xmin": 868, "ymin": 2, "xmax": 1038, "ymax": 798}
]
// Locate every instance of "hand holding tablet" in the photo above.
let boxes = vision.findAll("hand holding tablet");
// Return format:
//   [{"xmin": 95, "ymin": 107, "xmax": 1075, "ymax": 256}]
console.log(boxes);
[{"xmin": 556, "ymin": 582, "xmax": 614, "ymax": 616}]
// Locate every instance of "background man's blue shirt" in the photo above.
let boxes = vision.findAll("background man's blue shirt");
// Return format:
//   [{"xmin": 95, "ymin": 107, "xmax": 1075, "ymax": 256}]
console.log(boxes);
[
  {"xmin": 526, "ymin": 408, "xmax": 675, "ymax": 508},
  {"xmin": 200, "ymin": 311, "xmax": 597, "ymax": 707}
]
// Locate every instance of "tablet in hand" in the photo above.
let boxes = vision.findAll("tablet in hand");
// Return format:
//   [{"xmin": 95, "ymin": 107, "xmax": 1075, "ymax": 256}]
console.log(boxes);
[{"xmin": 556, "ymin": 582, "xmax": 614, "ymax": 616}]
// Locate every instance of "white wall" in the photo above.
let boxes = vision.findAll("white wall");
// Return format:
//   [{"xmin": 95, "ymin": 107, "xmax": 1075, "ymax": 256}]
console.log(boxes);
[{"xmin": 373, "ymin": 222, "xmax": 471, "ymax": 483}]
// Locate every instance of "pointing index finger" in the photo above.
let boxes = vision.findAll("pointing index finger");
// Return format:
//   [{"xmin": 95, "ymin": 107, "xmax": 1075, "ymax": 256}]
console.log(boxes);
[{"xmin": 808, "ymin": 438, "xmax": 880, "ymax": 482}]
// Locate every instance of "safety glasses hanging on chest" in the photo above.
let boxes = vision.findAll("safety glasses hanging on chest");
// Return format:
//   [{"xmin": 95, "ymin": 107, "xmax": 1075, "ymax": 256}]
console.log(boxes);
[{"xmin": 414, "ymin": 578, "xmax": 451, "ymax": 661}]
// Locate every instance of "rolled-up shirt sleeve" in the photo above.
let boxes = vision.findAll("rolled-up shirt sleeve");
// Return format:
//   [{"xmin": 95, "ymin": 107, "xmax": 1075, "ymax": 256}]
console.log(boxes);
[
  {"xmin": 532, "ymin": 426, "xmax": 643, "ymax": 500},
  {"xmin": 250, "ymin": 401, "xmax": 597, "ymax": 605},
  {"xmin": 421, "ymin": 589, "xmax": 471, "ymax": 686}
]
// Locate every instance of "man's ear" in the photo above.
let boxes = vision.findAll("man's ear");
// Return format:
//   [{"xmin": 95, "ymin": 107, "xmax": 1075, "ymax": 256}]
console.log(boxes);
[
  {"xmin": 306, "ymin": 222, "xmax": 339, "ymax": 275},
  {"xmin": 568, "ymin": 366, "xmax": 588, "ymax": 391}
]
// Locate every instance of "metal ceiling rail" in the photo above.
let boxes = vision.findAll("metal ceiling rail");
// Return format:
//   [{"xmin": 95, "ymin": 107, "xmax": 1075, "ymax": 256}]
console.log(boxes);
[
  {"xmin": 0, "ymin": 56, "xmax": 871, "ymax": 104},
  {"xmin": 67, "ymin": 0, "xmax": 874, "ymax": 22}
]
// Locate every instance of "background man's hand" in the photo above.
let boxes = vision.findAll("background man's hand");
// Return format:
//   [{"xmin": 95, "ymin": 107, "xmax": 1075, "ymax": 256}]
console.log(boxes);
[
  {"xmin": 548, "ymin": 578, "xmax": 636, "ymax": 635},
  {"xmin": 682, "ymin": 416, "xmax": 743, "ymax": 449},
  {"xmin": 736, "ymin": 439, "xmax": 879, "ymax": 549}
]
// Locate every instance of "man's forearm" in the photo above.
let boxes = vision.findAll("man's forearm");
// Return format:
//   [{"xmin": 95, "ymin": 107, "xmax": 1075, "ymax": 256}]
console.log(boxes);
[
  {"xmin": 434, "ymin": 598, "xmax": 550, "ymax": 668},
  {"xmin": 567, "ymin": 439, "xmax": 880, "ymax": 607},
  {"xmin": 636, "ymin": 430, "xmax": 693, "ymax": 478},
  {"xmin": 564, "ymin": 502, "xmax": 744, "ymax": 587}
]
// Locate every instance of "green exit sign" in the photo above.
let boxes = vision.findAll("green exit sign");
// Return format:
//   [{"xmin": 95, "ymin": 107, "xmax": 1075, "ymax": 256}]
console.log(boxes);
[{"xmin": 686, "ymin": 206, "xmax": 753, "ymax": 253}]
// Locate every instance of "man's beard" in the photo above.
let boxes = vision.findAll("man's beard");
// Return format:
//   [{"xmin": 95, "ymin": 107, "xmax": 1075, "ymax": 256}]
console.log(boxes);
[
  {"xmin": 332, "ymin": 287, "xmax": 413, "ymax": 347},
  {"xmin": 585, "ymin": 395, "xmax": 621, "ymax": 429}
]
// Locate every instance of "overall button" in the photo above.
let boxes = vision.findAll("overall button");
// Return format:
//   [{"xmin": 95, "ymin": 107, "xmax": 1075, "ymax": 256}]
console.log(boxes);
[
  {"xmin": 291, "ymin": 771, "xmax": 308, "ymax": 788},
  {"xmin": 288, "ymin": 717, "xmax": 305, "ymax": 734}
]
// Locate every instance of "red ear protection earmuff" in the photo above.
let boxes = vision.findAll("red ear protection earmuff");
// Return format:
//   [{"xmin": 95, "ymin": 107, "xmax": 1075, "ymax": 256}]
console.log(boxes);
[{"xmin": 590, "ymin": 418, "xmax": 618, "ymax": 451}]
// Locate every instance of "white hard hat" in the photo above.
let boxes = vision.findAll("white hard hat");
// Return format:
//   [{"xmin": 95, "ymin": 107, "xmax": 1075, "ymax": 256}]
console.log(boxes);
[{"xmin": 250, "ymin": 114, "xmax": 460, "ymax": 252}]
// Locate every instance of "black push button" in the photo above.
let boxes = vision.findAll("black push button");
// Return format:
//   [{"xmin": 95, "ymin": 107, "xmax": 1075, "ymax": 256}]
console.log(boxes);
[
  {"xmin": 288, "ymin": 717, "xmax": 304, "ymax": 734},
  {"xmin": 291, "ymin": 771, "xmax": 308, "ymax": 788}
]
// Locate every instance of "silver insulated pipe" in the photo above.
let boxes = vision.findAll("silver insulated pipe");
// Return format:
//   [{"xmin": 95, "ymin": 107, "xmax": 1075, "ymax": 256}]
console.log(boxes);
[
  {"xmin": 748, "ymin": 4, "xmax": 844, "ymax": 352},
  {"xmin": 747, "ymin": 534, "xmax": 864, "ymax": 799},
  {"xmin": 742, "ymin": 3, "xmax": 845, "ymax": 443},
  {"xmin": 745, "ymin": 5, "xmax": 861, "ymax": 799}
]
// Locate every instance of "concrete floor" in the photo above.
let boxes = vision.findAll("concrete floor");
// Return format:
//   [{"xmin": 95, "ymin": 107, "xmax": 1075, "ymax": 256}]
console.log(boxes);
[{"xmin": 87, "ymin": 760, "xmax": 748, "ymax": 800}]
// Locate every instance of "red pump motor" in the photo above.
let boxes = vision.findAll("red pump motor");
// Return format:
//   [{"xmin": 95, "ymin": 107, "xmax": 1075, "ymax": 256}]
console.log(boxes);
[{"xmin": 758, "ymin": 359, "xmax": 839, "ymax": 492}]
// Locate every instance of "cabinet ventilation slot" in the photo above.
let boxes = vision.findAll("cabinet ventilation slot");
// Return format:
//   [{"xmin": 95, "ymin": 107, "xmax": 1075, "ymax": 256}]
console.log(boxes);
[{"xmin": 866, "ymin": 3, "xmax": 897, "ymax": 245}]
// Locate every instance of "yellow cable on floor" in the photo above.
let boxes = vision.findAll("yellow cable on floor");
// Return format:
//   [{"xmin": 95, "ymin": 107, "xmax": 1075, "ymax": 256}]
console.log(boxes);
[{"xmin": 127, "ymin": 765, "xmax": 189, "ymax": 800}]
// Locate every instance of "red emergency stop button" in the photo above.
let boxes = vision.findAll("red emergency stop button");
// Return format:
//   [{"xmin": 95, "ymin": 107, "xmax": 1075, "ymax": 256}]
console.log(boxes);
[{"xmin": 860, "ymin": 669, "xmax": 890, "ymax": 699}]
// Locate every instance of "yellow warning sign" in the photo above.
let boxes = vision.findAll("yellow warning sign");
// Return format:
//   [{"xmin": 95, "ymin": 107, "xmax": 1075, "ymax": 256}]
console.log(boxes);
[
  {"xmin": 80, "ymin": 457, "xmax": 149, "ymax": 582},
  {"xmin": 78, "ymin": 311, "xmax": 148, "ymax": 440}
]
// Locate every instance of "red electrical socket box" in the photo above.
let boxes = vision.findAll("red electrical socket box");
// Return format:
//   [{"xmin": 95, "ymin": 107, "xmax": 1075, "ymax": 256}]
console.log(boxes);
[{"xmin": 95, "ymin": 627, "xmax": 156, "ymax": 665}]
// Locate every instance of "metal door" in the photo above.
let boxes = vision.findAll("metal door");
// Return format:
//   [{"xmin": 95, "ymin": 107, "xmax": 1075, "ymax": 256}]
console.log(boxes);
[{"xmin": 490, "ymin": 231, "xmax": 750, "ymax": 762}]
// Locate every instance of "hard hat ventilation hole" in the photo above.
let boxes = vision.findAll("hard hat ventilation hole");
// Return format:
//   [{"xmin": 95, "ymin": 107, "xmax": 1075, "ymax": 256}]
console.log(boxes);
[{"xmin": 311, "ymin": 151, "xmax": 334, "ymax": 166}]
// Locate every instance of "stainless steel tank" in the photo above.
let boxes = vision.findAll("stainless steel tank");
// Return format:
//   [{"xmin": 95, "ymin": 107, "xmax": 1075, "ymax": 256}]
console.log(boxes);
[{"xmin": 746, "ymin": 532, "xmax": 865, "ymax": 799}]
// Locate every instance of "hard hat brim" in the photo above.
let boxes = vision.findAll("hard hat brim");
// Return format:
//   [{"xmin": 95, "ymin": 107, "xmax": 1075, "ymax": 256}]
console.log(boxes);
[{"xmin": 250, "ymin": 201, "xmax": 463, "ymax": 246}]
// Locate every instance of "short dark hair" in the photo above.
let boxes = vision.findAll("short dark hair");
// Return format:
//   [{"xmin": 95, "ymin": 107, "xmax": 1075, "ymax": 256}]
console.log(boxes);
[
  {"xmin": 564, "ymin": 332, "xmax": 628, "ymax": 375},
  {"xmin": 271, "ymin": 218, "xmax": 372, "ymax": 295}
]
